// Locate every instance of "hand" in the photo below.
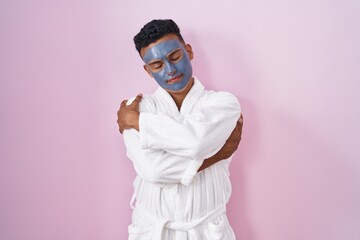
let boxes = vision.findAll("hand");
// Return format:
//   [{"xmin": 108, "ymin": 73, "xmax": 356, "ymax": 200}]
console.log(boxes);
[
  {"xmin": 215, "ymin": 114, "xmax": 243, "ymax": 159},
  {"xmin": 198, "ymin": 114, "xmax": 243, "ymax": 172},
  {"xmin": 117, "ymin": 94, "xmax": 143, "ymax": 134}
]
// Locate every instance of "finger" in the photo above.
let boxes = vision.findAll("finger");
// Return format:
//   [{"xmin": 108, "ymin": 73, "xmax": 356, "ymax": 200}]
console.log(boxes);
[
  {"xmin": 229, "ymin": 121, "xmax": 241, "ymax": 139},
  {"xmin": 121, "ymin": 100, "xmax": 128, "ymax": 107},
  {"xmin": 235, "ymin": 120, "xmax": 242, "ymax": 131},
  {"xmin": 130, "ymin": 93, "xmax": 143, "ymax": 106},
  {"xmin": 118, "ymin": 123, "xmax": 124, "ymax": 134},
  {"xmin": 228, "ymin": 123, "xmax": 240, "ymax": 140},
  {"xmin": 239, "ymin": 114, "xmax": 243, "ymax": 124}
]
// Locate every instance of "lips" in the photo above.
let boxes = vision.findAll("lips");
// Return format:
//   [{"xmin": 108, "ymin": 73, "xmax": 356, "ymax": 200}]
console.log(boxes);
[{"xmin": 166, "ymin": 74, "xmax": 183, "ymax": 84}]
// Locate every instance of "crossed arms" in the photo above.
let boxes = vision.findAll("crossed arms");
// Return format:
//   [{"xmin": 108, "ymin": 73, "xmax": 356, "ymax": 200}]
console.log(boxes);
[{"xmin": 117, "ymin": 94, "xmax": 243, "ymax": 187}]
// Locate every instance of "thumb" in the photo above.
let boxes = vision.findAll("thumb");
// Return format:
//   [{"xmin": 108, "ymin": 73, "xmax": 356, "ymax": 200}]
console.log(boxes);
[{"xmin": 130, "ymin": 93, "xmax": 143, "ymax": 107}]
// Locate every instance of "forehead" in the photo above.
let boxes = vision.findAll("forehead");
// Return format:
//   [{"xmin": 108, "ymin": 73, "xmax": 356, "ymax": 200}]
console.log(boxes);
[
  {"xmin": 142, "ymin": 39, "xmax": 183, "ymax": 63},
  {"xmin": 140, "ymin": 34, "xmax": 182, "ymax": 55}
]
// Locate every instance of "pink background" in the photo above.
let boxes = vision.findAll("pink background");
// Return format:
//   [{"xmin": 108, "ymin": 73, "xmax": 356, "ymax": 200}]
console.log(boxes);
[{"xmin": 1, "ymin": 0, "xmax": 359, "ymax": 239}]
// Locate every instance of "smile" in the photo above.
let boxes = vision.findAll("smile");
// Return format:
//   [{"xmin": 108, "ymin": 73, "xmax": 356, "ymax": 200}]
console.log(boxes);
[{"xmin": 166, "ymin": 74, "xmax": 183, "ymax": 84}]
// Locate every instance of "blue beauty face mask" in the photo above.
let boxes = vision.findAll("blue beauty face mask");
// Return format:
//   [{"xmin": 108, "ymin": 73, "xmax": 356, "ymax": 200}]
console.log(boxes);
[{"xmin": 143, "ymin": 39, "xmax": 193, "ymax": 92}]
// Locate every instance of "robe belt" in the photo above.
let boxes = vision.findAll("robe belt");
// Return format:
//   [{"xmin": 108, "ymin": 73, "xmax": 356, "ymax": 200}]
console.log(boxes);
[{"xmin": 135, "ymin": 203, "xmax": 226, "ymax": 240}]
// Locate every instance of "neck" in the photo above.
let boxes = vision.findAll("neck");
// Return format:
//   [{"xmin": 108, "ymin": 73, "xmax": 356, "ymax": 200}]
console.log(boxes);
[{"xmin": 168, "ymin": 77, "xmax": 194, "ymax": 110}]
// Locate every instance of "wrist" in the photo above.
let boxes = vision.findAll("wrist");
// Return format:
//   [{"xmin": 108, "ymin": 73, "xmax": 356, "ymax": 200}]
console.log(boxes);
[{"xmin": 198, "ymin": 153, "xmax": 220, "ymax": 172}]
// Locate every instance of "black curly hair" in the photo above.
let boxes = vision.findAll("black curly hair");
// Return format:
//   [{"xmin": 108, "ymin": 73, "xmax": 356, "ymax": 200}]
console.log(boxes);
[{"xmin": 133, "ymin": 19, "xmax": 185, "ymax": 56}]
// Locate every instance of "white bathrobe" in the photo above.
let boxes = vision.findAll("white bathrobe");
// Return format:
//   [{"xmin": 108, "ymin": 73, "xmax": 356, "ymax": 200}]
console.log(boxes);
[{"xmin": 123, "ymin": 77, "xmax": 241, "ymax": 240}]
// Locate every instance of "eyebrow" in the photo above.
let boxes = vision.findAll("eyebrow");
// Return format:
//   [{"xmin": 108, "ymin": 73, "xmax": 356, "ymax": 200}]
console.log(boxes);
[{"xmin": 167, "ymin": 48, "xmax": 181, "ymax": 58}]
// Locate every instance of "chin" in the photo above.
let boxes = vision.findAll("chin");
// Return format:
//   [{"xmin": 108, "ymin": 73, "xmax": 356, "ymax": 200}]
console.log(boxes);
[{"xmin": 166, "ymin": 77, "xmax": 193, "ymax": 93}]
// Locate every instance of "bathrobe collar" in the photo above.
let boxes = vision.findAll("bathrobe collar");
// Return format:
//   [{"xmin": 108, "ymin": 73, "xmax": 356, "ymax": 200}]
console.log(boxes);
[{"xmin": 155, "ymin": 76, "xmax": 205, "ymax": 115}]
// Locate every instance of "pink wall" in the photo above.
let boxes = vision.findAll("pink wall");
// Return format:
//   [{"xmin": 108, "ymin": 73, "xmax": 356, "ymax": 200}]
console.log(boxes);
[{"xmin": 1, "ymin": 0, "xmax": 359, "ymax": 239}]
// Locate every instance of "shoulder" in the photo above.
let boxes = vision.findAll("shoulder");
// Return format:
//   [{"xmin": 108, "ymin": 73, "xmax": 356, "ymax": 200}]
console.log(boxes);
[
  {"xmin": 126, "ymin": 94, "xmax": 157, "ymax": 112},
  {"xmin": 194, "ymin": 77, "xmax": 240, "ymax": 105},
  {"xmin": 203, "ymin": 89, "xmax": 241, "ymax": 110}
]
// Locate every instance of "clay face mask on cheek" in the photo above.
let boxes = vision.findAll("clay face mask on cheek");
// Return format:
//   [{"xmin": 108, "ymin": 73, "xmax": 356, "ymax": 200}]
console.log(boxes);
[{"xmin": 143, "ymin": 39, "xmax": 193, "ymax": 92}]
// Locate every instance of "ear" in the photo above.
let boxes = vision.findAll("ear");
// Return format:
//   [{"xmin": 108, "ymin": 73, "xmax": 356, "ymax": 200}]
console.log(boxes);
[
  {"xmin": 185, "ymin": 44, "xmax": 194, "ymax": 60},
  {"xmin": 143, "ymin": 64, "xmax": 153, "ymax": 78}
]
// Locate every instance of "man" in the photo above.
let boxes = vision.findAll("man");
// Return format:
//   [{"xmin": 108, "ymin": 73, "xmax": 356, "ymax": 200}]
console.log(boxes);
[{"xmin": 117, "ymin": 19, "xmax": 243, "ymax": 239}]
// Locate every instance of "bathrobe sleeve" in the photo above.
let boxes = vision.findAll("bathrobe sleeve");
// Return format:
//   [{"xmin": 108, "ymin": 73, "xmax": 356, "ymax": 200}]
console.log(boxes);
[
  {"xmin": 122, "ymin": 96, "xmax": 203, "ymax": 186},
  {"xmin": 139, "ymin": 92, "xmax": 241, "ymax": 160},
  {"xmin": 123, "ymin": 129, "xmax": 203, "ymax": 187}
]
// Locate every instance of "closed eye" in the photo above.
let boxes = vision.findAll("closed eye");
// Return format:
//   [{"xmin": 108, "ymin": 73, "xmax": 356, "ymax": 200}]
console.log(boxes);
[
  {"xmin": 168, "ymin": 49, "xmax": 183, "ymax": 62},
  {"xmin": 170, "ymin": 55, "xmax": 181, "ymax": 61},
  {"xmin": 148, "ymin": 61, "xmax": 163, "ymax": 70}
]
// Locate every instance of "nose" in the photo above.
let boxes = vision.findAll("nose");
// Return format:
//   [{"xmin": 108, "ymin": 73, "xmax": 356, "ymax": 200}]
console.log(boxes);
[
  {"xmin": 167, "ymin": 69, "xmax": 176, "ymax": 76},
  {"xmin": 164, "ymin": 62, "xmax": 176, "ymax": 76}
]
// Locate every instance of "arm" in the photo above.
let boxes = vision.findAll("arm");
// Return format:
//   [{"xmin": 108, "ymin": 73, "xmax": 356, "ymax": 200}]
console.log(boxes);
[
  {"xmin": 139, "ymin": 92, "xmax": 241, "ymax": 159},
  {"xmin": 123, "ymin": 129, "xmax": 202, "ymax": 187},
  {"xmin": 198, "ymin": 116, "xmax": 243, "ymax": 172},
  {"xmin": 123, "ymin": 116, "xmax": 243, "ymax": 186},
  {"xmin": 118, "ymin": 96, "xmax": 243, "ymax": 185},
  {"xmin": 118, "ymin": 95, "xmax": 200, "ymax": 186}
]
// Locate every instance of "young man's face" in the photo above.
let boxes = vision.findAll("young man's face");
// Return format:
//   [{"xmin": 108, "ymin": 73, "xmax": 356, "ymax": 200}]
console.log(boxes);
[{"xmin": 141, "ymin": 34, "xmax": 193, "ymax": 93}]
